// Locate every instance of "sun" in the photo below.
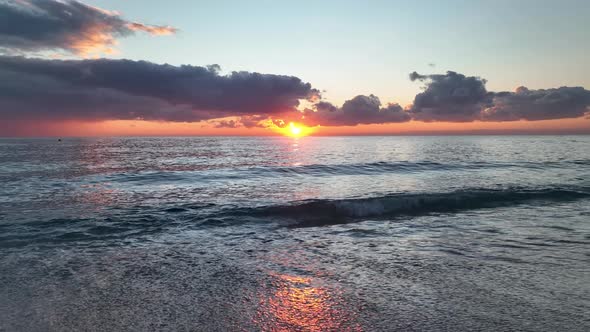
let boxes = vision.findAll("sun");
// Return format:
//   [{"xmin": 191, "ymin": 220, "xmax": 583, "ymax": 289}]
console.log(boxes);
[
  {"xmin": 283, "ymin": 122, "xmax": 313, "ymax": 137},
  {"xmin": 289, "ymin": 122, "xmax": 302, "ymax": 136},
  {"xmin": 273, "ymin": 121, "xmax": 313, "ymax": 137}
]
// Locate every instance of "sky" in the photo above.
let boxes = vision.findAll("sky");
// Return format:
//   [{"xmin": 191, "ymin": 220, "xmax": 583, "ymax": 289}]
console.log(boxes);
[{"xmin": 1, "ymin": 0, "xmax": 589, "ymax": 136}]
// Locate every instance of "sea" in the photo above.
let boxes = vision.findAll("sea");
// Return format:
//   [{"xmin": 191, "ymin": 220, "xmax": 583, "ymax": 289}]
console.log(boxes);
[{"xmin": 0, "ymin": 136, "xmax": 589, "ymax": 331}]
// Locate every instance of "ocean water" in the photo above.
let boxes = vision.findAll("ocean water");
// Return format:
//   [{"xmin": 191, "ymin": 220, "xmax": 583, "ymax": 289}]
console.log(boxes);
[{"xmin": 0, "ymin": 136, "xmax": 589, "ymax": 331}]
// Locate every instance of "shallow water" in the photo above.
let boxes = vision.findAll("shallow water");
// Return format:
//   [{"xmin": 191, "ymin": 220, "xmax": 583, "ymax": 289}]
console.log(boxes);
[{"xmin": 1, "ymin": 136, "xmax": 589, "ymax": 331}]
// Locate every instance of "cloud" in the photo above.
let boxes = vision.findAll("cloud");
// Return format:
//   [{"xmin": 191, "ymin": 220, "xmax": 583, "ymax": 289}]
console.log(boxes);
[
  {"xmin": 210, "ymin": 119, "xmax": 239, "ymax": 128},
  {"xmin": 0, "ymin": 56, "xmax": 320, "ymax": 122},
  {"xmin": 125, "ymin": 22, "xmax": 176, "ymax": 36},
  {"xmin": 482, "ymin": 86, "xmax": 590, "ymax": 121},
  {"xmin": 408, "ymin": 71, "xmax": 590, "ymax": 122},
  {"xmin": 0, "ymin": 0, "xmax": 176, "ymax": 56},
  {"xmin": 0, "ymin": 54, "xmax": 587, "ymax": 128},
  {"xmin": 298, "ymin": 95, "xmax": 410, "ymax": 126},
  {"xmin": 409, "ymin": 71, "xmax": 493, "ymax": 122},
  {"xmin": 238, "ymin": 115, "xmax": 277, "ymax": 128}
]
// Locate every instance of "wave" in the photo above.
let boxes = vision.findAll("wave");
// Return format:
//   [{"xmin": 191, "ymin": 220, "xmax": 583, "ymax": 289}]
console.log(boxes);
[
  {"xmin": 227, "ymin": 186, "xmax": 590, "ymax": 227},
  {"xmin": 94, "ymin": 159, "xmax": 590, "ymax": 185},
  {"xmin": 3, "ymin": 186, "xmax": 589, "ymax": 248},
  {"xmin": 268, "ymin": 159, "xmax": 590, "ymax": 176}
]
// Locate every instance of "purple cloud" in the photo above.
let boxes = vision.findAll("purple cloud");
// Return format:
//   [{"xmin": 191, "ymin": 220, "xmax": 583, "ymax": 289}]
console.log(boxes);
[
  {"xmin": 0, "ymin": 56, "xmax": 320, "ymax": 122},
  {"xmin": 0, "ymin": 0, "xmax": 176, "ymax": 56}
]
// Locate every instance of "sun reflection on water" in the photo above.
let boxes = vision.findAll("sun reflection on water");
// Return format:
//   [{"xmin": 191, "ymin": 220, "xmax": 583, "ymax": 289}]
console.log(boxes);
[{"xmin": 254, "ymin": 272, "xmax": 363, "ymax": 332}]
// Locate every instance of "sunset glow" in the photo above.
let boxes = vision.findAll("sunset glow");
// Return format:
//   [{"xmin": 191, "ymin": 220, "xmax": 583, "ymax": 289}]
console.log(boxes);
[
  {"xmin": 277, "ymin": 122, "xmax": 314, "ymax": 137},
  {"xmin": 290, "ymin": 123, "xmax": 302, "ymax": 136}
]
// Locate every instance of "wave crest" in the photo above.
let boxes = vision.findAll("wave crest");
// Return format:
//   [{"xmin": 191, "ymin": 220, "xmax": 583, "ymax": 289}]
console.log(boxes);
[{"xmin": 230, "ymin": 187, "xmax": 590, "ymax": 227}]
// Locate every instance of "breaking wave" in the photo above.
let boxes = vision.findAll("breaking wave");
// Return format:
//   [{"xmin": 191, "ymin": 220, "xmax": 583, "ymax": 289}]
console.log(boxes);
[
  {"xmin": 3, "ymin": 186, "xmax": 589, "ymax": 247},
  {"xmin": 229, "ymin": 186, "xmax": 590, "ymax": 226}
]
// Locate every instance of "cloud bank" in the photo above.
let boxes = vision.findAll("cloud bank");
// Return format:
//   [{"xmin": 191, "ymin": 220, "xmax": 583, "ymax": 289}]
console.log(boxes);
[
  {"xmin": 409, "ymin": 71, "xmax": 590, "ymax": 122},
  {"xmin": 0, "ymin": 0, "xmax": 176, "ymax": 56},
  {"xmin": 409, "ymin": 71, "xmax": 492, "ymax": 122},
  {"xmin": 300, "ymin": 96, "xmax": 410, "ymax": 126},
  {"xmin": 0, "ymin": 56, "xmax": 319, "ymax": 122},
  {"xmin": 0, "ymin": 55, "xmax": 588, "ymax": 128},
  {"xmin": 482, "ymin": 86, "xmax": 590, "ymax": 121}
]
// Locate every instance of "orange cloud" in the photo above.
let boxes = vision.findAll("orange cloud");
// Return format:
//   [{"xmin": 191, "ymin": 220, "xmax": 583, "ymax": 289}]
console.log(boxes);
[
  {"xmin": 66, "ymin": 25, "xmax": 119, "ymax": 57},
  {"xmin": 126, "ymin": 22, "xmax": 177, "ymax": 36},
  {"xmin": 0, "ymin": 0, "xmax": 177, "ymax": 57}
]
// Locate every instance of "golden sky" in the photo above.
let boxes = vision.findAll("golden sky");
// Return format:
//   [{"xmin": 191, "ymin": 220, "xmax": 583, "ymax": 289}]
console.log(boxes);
[{"xmin": 4, "ymin": 118, "xmax": 588, "ymax": 137}]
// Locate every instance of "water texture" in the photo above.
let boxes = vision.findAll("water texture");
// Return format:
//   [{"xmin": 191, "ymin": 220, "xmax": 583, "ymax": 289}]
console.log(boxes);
[{"xmin": 0, "ymin": 136, "xmax": 589, "ymax": 331}]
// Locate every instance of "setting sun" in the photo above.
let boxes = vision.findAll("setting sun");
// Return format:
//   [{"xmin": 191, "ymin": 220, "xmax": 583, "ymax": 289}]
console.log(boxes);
[
  {"xmin": 289, "ymin": 122, "xmax": 302, "ymax": 136},
  {"xmin": 279, "ymin": 122, "xmax": 312, "ymax": 137}
]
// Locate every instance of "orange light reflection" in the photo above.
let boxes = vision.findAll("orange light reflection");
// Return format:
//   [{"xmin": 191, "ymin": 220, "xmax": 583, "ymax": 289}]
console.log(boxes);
[{"xmin": 254, "ymin": 273, "xmax": 363, "ymax": 332}]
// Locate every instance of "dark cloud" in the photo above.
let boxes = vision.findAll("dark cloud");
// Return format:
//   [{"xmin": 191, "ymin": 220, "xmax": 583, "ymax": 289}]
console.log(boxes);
[
  {"xmin": 0, "ymin": 53, "xmax": 588, "ymax": 128},
  {"xmin": 0, "ymin": 56, "xmax": 320, "ymax": 122},
  {"xmin": 299, "ymin": 95, "xmax": 410, "ymax": 126},
  {"xmin": 0, "ymin": 0, "xmax": 176, "ymax": 56},
  {"xmin": 315, "ymin": 101, "xmax": 340, "ymax": 114},
  {"xmin": 237, "ymin": 115, "xmax": 270, "ymax": 128},
  {"xmin": 409, "ymin": 71, "xmax": 590, "ymax": 122},
  {"xmin": 210, "ymin": 119, "xmax": 239, "ymax": 128},
  {"xmin": 0, "ymin": 67, "xmax": 196, "ymax": 122},
  {"xmin": 482, "ymin": 86, "xmax": 590, "ymax": 121},
  {"xmin": 409, "ymin": 71, "xmax": 493, "ymax": 122}
]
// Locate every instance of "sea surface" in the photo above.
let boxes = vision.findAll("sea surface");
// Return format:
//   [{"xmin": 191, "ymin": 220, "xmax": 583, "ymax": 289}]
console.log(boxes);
[{"xmin": 0, "ymin": 136, "xmax": 589, "ymax": 331}]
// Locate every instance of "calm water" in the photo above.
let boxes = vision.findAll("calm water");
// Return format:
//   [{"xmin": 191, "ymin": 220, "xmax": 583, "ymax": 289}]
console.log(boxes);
[{"xmin": 1, "ymin": 136, "xmax": 589, "ymax": 331}]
